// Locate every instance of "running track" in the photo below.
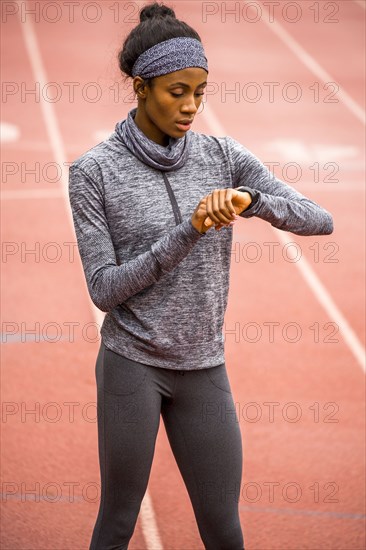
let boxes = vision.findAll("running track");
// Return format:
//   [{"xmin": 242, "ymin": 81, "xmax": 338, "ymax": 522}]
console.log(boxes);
[{"xmin": 1, "ymin": 1, "xmax": 365, "ymax": 549}]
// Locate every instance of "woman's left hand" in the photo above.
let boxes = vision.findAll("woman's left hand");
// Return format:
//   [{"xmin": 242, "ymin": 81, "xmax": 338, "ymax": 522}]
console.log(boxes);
[{"xmin": 203, "ymin": 188, "xmax": 252, "ymax": 231}]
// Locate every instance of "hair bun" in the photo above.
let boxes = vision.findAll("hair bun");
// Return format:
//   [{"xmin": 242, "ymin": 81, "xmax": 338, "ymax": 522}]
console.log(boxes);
[{"xmin": 140, "ymin": 2, "xmax": 176, "ymax": 22}]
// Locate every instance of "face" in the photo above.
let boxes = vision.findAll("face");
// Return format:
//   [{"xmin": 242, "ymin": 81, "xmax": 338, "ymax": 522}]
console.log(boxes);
[{"xmin": 133, "ymin": 67, "xmax": 208, "ymax": 146}]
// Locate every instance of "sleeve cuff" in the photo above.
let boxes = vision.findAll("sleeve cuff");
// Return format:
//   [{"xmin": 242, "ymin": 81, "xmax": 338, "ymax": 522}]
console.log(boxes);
[
  {"xmin": 235, "ymin": 186, "xmax": 261, "ymax": 217},
  {"xmin": 188, "ymin": 218, "xmax": 207, "ymax": 237}
]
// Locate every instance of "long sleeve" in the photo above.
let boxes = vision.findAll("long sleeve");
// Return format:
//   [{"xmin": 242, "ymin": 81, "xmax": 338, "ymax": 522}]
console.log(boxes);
[
  {"xmin": 226, "ymin": 136, "xmax": 334, "ymax": 236},
  {"xmin": 68, "ymin": 164, "xmax": 204, "ymax": 312}
]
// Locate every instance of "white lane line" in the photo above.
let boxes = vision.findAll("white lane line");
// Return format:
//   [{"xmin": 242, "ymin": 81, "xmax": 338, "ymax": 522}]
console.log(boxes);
[
  {"xmin": 1, "ymin": 189, "xmax": 64, "ymax": 200},
  {"xmin": 204, "ymin": 102, "xmax": 365, "ymax": 372},
  {"xmin": 16, "ymin": 3, "xmax": 163, "ymax": 549},
  {"xmin": 275, "ymin": 229, "xmax": 365, "ymax": 372},
  {"xmin": 0, "ymin": 122, "xmax": 20, "ymax": 142},
  {"xmin": 16, "ymin": 10, "xmax": 71, "ymax": 213},
  {"xmin": 2, "ymin": 140, "xmax": 90, "ymax": 153},
  {"xmin": 258, "ymin": 1, "xmax": 365, "ymax": 125},
  {"xmin": 140, "ymin": 492, "xmax": 164, "ymax": 550},
  {"xmin": 354, "ymin": 0, "xmax": 366, "ymax": 10}
]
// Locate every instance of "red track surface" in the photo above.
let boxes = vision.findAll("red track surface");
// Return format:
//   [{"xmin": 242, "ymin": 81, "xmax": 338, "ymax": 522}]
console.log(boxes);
[{"xmin": 1, "ymin": 1, "xmax": 365, "ymax": 549}]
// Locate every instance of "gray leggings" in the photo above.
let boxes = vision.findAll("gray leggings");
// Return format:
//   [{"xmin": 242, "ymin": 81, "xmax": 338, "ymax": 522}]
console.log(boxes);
[{"xmin": 89, "ymin": 341, "xmax": 245, "ymax": 550}]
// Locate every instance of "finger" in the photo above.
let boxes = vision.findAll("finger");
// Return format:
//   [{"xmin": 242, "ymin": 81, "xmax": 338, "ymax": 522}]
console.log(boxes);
[
  {"xmin": 206, "ymin": 192, "xmax": 220, "ymax": 225},
  {"xmin": 225, "ymin": 189, "xmax": 237, "ymax": 218},
  {"xmin": 206, "ymin": 190, "xmax": 225, "ymax": 224},
  {"xmin": 219, "ymin": 189, "xmax": 236, "ymax": 223},
  {"xmin": 215, "ymin": 222, "xmax": 226, "ymax": 231},
  {"xmin": 213, "ymin": 190, "xmax": 230, "ymax": 224},
  {"xmin": 205, "ymin": 218, "xmax": 235, "ymax": 230},
  {"xmin": 204, "ymin": 216, "xmax": 214, "ymax": 228},
  {"xmin": 205, "ymin": 190, "xmax": 235, "ymax": 227},
  {"xmin": 215, "ymin": 189, "xmax": 234, "ymax": 224},
  {"xmin": 212, "ymin": 190, "xmax": 230, "ymax": 224}
]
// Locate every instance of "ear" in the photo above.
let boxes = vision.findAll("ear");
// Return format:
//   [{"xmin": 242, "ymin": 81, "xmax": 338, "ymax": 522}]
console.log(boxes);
[{"xmin": 133, "ymin": 76, "xmax": 147, "ymax": 99}]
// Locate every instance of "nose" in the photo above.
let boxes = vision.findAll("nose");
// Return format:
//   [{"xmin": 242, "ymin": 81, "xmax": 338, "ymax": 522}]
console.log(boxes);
[{"xmin": 181, "ymin": 93, "xmax": 199, "ymax": 114}]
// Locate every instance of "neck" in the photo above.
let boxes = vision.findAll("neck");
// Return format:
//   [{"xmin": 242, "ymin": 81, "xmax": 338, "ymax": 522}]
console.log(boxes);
[
  {"xmin": 118, "ymin": 106, "xmax": 191, "ymax": 172},
  {"xmin": 133, "ymin": 107, "xmax": 170, "ymax": 147}
]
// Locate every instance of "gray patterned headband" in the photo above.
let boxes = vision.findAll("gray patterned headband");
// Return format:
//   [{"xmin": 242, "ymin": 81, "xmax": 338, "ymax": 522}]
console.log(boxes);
[{"xmin": 131, "ymin": 37, "xmax": 208, "ymax": 79}]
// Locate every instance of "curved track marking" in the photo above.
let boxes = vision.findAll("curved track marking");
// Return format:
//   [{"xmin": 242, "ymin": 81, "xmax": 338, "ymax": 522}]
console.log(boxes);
[
  {"xmin": 16, "ymin": 2, "xmax": 162, "ymax": 548},
  {"xmin": 203, "ymin": 101, "xmax": 365, "ymax": 372},
  {"xmin": 258, "ymin": 0, "xmax": 365, "ymax": 124}
]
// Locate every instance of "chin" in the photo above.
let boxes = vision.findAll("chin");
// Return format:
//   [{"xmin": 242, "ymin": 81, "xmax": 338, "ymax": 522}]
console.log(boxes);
[
  {"xmin": 164, "ymin": 130, "xmax": 182, "ymax": 141},
  {"xmin": 173, "ymin": 128, "xmax": 189, "ymax": 138}
]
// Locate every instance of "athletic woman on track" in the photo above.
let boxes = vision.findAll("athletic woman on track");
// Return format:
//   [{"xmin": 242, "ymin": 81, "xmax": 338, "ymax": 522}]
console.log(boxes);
[{"xmin": 68, "ymin": 2, "xmax": 333, "ymax": 549}]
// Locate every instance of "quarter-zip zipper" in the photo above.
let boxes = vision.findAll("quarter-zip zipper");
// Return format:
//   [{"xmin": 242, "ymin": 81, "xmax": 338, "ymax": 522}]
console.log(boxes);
[{"xmin": 161, "ymin": 171, "xmax": 183, "ymax": 226}]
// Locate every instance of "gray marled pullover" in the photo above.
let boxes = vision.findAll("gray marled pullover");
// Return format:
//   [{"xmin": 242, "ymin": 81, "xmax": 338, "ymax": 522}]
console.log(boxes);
[{"xmin": 68, "ymin": 126, "xmax": 333, "ymax": 370}]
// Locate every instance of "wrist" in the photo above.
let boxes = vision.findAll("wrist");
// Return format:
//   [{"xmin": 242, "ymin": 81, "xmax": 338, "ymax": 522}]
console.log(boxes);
[{"xmin": 235, "ymin": 186, "xmax": 259, "ymax": 210}]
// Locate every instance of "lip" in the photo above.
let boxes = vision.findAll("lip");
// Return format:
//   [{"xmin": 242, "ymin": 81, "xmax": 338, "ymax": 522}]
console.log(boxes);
[{"xmin": 176, "ymin": 120, "xmax": 193, "ymax": 131}]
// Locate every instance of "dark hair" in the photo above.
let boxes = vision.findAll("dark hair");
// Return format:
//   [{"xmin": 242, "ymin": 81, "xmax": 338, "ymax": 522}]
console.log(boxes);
[{"xmin": 118, "ymin": 2, "xmax": 203, "ymax": 88}]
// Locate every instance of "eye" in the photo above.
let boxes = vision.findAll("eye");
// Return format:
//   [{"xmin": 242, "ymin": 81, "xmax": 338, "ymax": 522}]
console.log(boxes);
[{"xmin": 171, "ymin": 92, "xmax": 183, "ymax": 97}]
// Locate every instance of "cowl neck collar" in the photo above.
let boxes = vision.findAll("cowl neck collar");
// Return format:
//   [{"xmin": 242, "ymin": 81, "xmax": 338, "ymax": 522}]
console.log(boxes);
[{"xmin": 114, "ymin": 107, "xmax": 192, "ymax": 172}]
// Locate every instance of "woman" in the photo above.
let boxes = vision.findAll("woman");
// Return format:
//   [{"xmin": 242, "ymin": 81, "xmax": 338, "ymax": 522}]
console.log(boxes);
[{"xmin": 68, "ymin": 2, "xmax": 333, "ymax": 549}]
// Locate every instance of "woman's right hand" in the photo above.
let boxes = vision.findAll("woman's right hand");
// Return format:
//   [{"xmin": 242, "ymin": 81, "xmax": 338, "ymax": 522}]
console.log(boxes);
[{"xmin": 191, "ymin": 194, "xmax": 237, "ymax": 234}]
